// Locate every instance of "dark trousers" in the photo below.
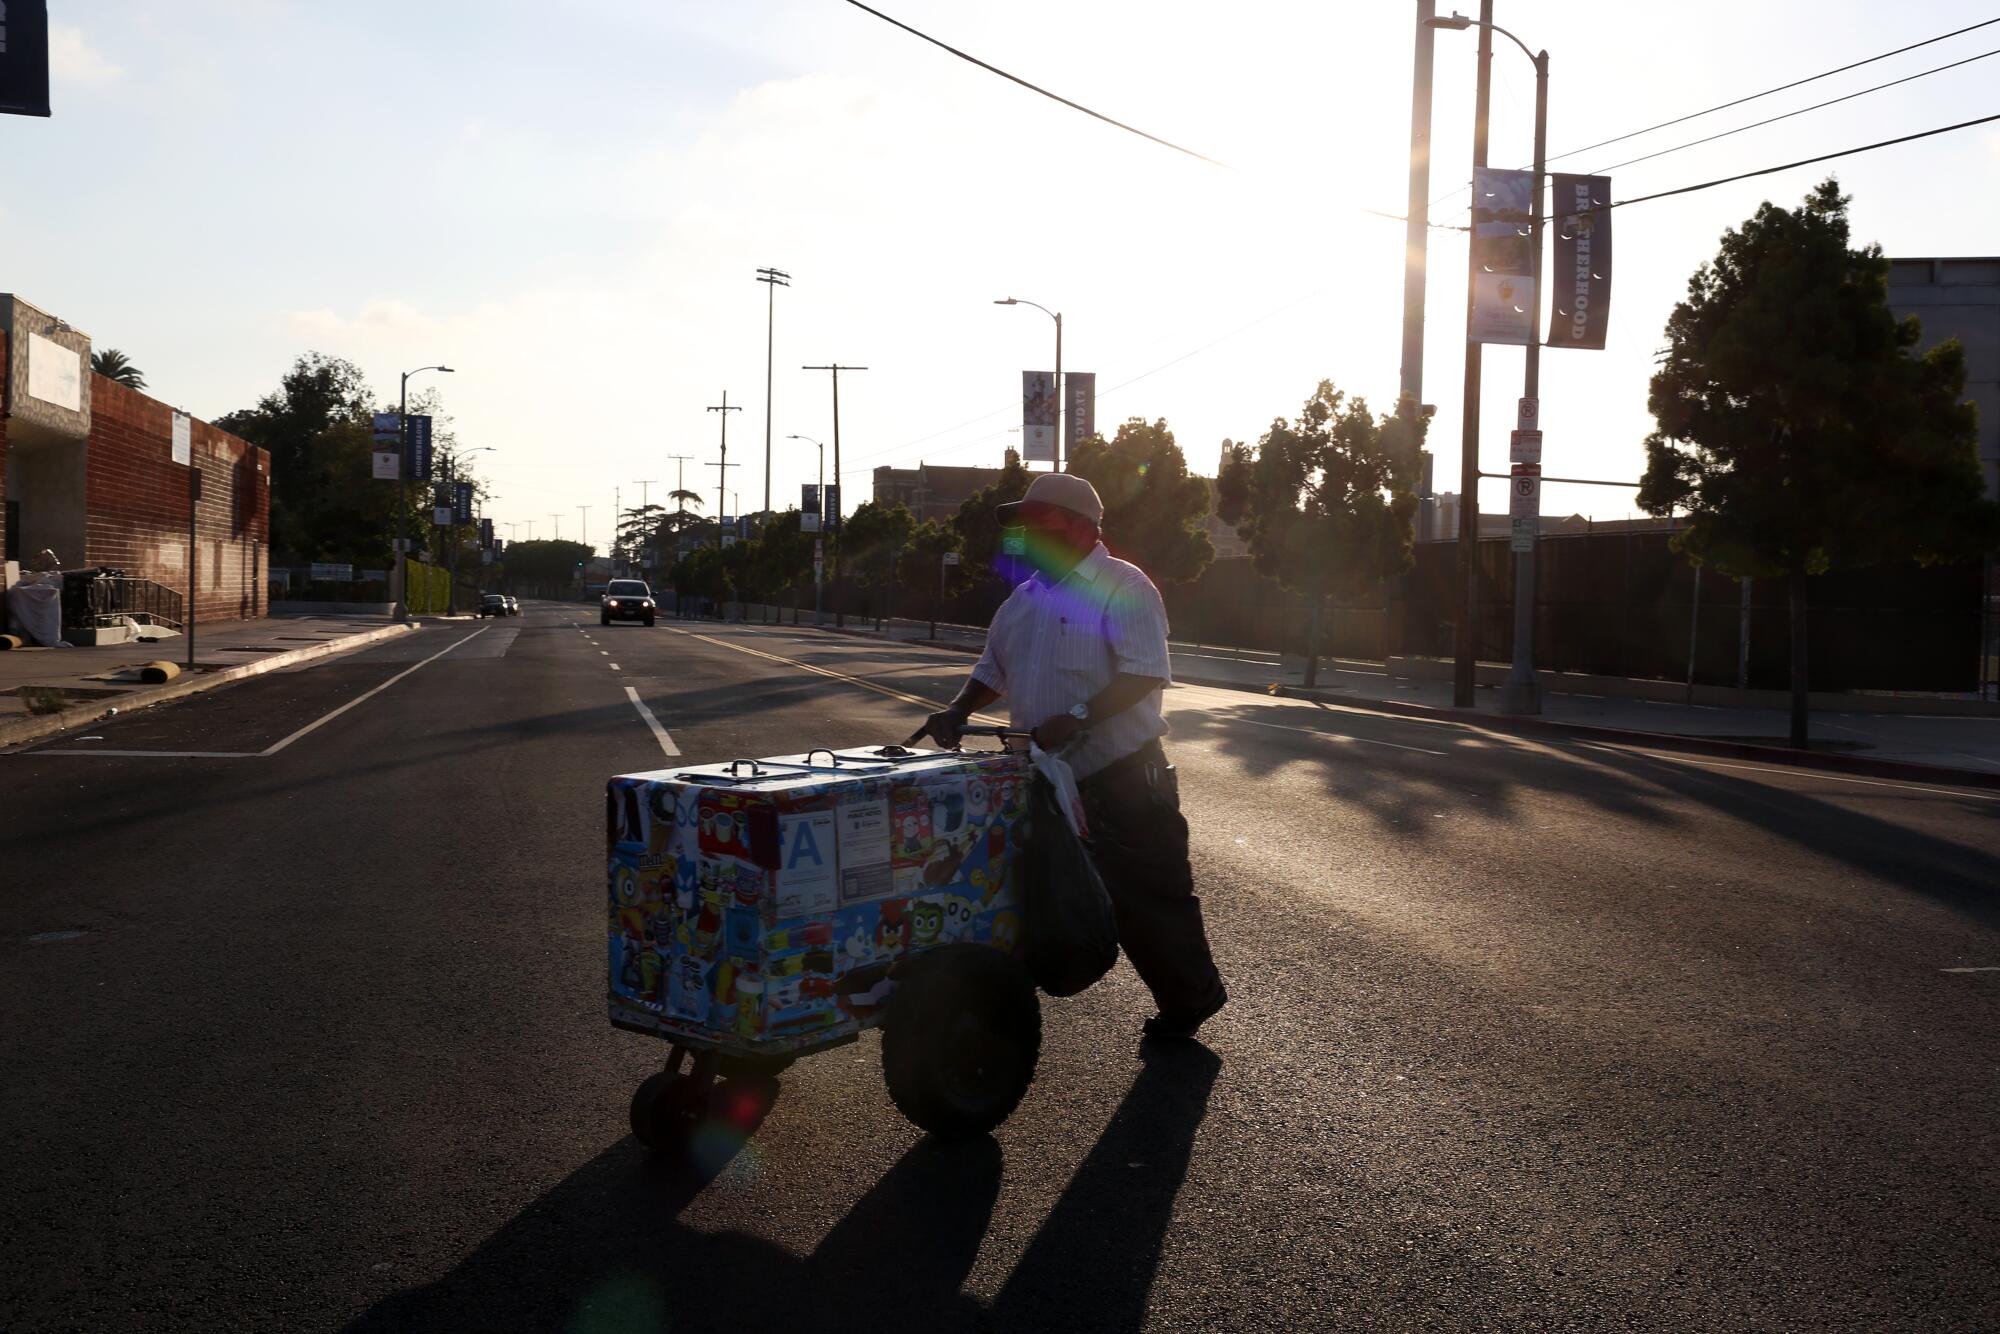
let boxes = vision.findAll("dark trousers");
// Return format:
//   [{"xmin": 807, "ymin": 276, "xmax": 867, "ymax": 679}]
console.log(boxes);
[{"xmin": 1078, "ymin": 741, "xmax": 1224, "ymax": 1020}]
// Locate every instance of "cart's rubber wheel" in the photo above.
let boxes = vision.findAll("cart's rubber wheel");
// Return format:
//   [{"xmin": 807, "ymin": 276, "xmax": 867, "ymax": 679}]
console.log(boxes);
[
  {"xmin": 629, "ymin": 1071, "xmax": 705, "ymax": 1151},
  {"xmin": 882, "ymin": 943, "xmax": 1041, "ymax": 1140},
  {"xmin": 718, "ymin": 1052, "xmax": 797, "ymax": 1079}
]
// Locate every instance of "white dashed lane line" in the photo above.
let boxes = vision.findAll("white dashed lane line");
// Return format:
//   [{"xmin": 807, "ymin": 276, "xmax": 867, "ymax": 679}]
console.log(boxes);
[{"xmin": 625, "ymin": 686, "xmax": 680, "ymax": 756}]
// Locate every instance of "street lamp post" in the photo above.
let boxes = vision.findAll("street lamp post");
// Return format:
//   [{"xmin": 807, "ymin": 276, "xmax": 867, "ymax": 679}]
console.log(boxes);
[
  {"xmin": 787, "ymin": 434, "xmax": 826, "ymax": 623},
  {"xmin": 995, "ymin": 299, "xmax": 1062, "ymax": 471},
  {"xmin": 803, "ymin": 365, "xmax": 867, "ymax": 626},
  {"xmin": 1429, "ymin": 7, "xmax": 1549, "ymax": 715},
  {"xmin": 438, "ymin": 444, "xmax": 495, "ymax": 615},
  {"xmin": 756, "ymin": 268, "xmax": 790, "ymax": 523},
  {"xmin": 394, "ymin": 364, "xmax": 453, "ymax": 620}
]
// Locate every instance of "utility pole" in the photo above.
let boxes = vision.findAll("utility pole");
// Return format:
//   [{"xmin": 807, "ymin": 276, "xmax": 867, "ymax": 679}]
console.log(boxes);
[
  {"xmin": 578, "ymin": 504, "xmax": 591, "ymax": 547},
  {"xmin": 1501, "ymin": 42, "xmax": 1549, "ymax": 716},
  {"xmin": 1455, "ymin": 0, "xmax": 1496, "ymax": 708},
  {"xmin": 613, "ymin": 486, "xmax": 621, "ymax": 570},
  {"xmin": 549, "ymin": 514, "xmax": 562, "ymax": 541},
  {"xmin": 803, "ymin": 364, "xmax": 867, "ymax": 627},
  {"xmin": 756, "ymin": 268, "xmax": 790, "ymax": 522},
  {"xmin": 1404, "ymin": 1, "xmax": 1438, "ymax": 539},
  {"xmin": 707, "ymin": 392, "xmax": 742, "ymax": 550}
]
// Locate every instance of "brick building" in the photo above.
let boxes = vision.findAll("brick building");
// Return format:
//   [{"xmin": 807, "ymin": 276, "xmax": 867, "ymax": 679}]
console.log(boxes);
[
  {"xmin": 1, "ymin": 295, "xmax": 270, "ymax": 630},
  {"xmin": 871, "ymin": 462, "xmax": 1008, "ymax": 525}
]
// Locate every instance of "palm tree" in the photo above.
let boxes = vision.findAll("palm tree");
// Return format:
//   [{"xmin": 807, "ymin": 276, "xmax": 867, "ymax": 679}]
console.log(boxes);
[
  {"xmin": 91, "ymin": 348, "xmax": 146, "ymax": 389},
  {"xmin": 668, "ymin": 489, "xmax": 705, "ymax": 511}
]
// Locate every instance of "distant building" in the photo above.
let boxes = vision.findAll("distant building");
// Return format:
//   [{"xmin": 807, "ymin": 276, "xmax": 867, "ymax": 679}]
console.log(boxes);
[
  {"xmin": 871, "ymin": 462, "xmax": 1008, "ymax": 525},
  {"xmin": 1888, "ymin": 257, "xmax": 1999, "ymax": 498},
  {"xmin": 1193, "ymin": 477, "xmax": 1249, "ymax": 559}
]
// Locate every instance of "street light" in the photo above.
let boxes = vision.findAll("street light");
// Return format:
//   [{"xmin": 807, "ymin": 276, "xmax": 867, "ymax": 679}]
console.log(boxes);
[
  {"xmin": 437, "ymin": 444, "xmax": 495, "ymax": 616},
  {"xmin": 395, "ymin": 364, "xmax": 454, "ymax": 621},
  {"xmin": 1430, "ymin": 7, "xmax": 1549, "ymax": 716},
  {"xmin": 788, "ymin": 434, "xmax": 827, "ymax": 623},
  {"xmin": 995, "ymin": 298, "xmax": 1063, "ymax": 471}
]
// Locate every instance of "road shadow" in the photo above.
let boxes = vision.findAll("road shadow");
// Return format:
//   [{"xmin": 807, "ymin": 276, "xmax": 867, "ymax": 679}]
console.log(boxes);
[
  {"xmin": 345, "ymin": 1043, "xmax": 1220, "ymax": 1333},
  {"xmin": 1169, "ymin": 698, "xmax": 1685, "ymax": 839}
]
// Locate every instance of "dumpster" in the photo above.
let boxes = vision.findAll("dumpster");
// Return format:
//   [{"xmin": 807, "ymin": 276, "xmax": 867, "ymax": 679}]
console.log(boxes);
[{"xmin": 608, "ymin": 731, "xmax": 1043, "ymax": 1149}]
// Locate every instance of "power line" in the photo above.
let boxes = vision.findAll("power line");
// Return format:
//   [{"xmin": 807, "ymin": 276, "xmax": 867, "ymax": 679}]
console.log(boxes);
[
  {"xmin": 1432, "ymin": 15, "xmax": 2000, "ymax": 207},
  {"xmin": 844, "ymin": 288, "xmax": 1328, "ymax": 470},
  {"xmin": 841, "ymin": 0, "xmax": 1226, "ymax": 167},
  {"xmin": 1588, "ymin": 109, "xmax": 2000, "ymax": 215},
  {"xmin": 1555, "ymin": 14, "xmax": 1999, "ymax": 166},
  {"xmin": 1591, "ymin": 44, "xmax": 2000, "ymax": 176}
]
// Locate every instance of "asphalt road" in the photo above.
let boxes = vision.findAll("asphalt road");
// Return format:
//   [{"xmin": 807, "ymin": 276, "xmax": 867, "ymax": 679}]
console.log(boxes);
[{"xmin": 3, "ymin": 601, "xmax": 1997, "ymax": 1332}]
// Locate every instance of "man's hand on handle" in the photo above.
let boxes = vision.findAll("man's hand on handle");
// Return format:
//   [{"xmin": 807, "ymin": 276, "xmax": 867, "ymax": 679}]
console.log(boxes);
[{"xmin": 907, "ymin": 705, "xmax": 971, "ymax": 749}]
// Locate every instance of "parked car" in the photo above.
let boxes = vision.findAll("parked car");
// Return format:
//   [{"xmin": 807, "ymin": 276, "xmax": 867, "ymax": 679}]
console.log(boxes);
[
  {"xmin": 601, "ymin": 579, "xmax": 656, "ymax": 627},
  {"xmin": 478, "ymin": 593, "xmax": 509, "ymax": 619}
]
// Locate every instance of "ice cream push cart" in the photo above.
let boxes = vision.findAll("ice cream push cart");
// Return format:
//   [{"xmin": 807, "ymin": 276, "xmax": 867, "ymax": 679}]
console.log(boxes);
[{"xmin": 607, "ymin": 728, "xmax": 1044, "ymax": 1151}]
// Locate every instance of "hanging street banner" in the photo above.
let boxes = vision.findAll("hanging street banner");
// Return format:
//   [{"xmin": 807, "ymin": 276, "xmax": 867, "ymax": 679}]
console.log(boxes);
[
  {"xmin": 453, "ymin": 480, "xmax": 474, "ymax": 525},
  {"xmin": 1547, "ymin": 174, "xmax": 1613, "ymax": 350},
  {"xmin": 479, "ymin": 517, "xmax": 495, "ymax": 548},
  {"xmin": 801, "ymin": 483, "xmax": 821, "ymax": 533},
  {"xmin": 0, "ymin": 2, "xmax": 51, "ymax": 118},
  {"xmin": 371, "ymin": 451, "xmax": 400, "ymax": 480},
  {"xmin": 371, "ymin": 412, "xmax": 401, "ymax": 443},
  {"xmin": 1063, "ymin": 372, "xmax": 1096, "ymax": 456},
  {"xmin": 1021, "ymin": 370, "xmax": 1057, "ymax": 463},
  {"xmin": 822, "ymin": 484, "xmax": 840, "ymax": 527},
  {"xmin": 403, "ymin": 415, "xmax": 433, "ymax": 481},
  {"xmin": 172, "ymin": 413, "xmax": 193, "ymax": 467},
  {"xmin": 1468, "ymin": 167, "xmax": 1537, "ymax": 346}
]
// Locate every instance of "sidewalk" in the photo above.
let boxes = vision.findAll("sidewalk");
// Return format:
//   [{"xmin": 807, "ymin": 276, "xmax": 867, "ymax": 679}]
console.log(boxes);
[
  {"xmin": 776, "ymin": 611, "xmax": 2000, "ymax": 784},
  {"xmin": 0, "ymin": 612, "xmax": 416, "ymax": 748}
]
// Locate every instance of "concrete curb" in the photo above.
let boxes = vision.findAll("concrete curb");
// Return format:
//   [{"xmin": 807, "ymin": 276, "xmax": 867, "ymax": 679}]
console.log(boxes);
[
  {"xmin": 0, "ymin": 621, "xmax": 420, "ymax": 752},
  {"xmin": 1244, "ymin": 682, "xmax": 2000, "ymax": 792},
  {"xmin": 747, "ymin": 621, "xmax": 2000, "ymax": 791}
]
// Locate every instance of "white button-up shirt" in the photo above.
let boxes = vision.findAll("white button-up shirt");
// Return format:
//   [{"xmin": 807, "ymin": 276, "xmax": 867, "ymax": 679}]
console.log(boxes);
[{"xmin": 971, "ymin": 542, "xmax": 1173, "ymax": 780}]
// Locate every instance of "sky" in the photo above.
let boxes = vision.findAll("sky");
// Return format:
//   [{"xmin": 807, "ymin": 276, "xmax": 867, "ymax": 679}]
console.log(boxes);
[{"xmin": 9, "ymin": 0, "xmax": 2000, "ymax": 547}]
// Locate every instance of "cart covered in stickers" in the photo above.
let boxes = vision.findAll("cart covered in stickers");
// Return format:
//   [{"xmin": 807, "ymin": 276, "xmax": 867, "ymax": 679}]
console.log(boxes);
[{"xmin": 607, "ymin": 733, "xmax": 1041, "ymax": 1149}]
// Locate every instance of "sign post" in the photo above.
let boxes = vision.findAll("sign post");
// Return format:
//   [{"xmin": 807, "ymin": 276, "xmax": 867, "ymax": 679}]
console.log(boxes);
[
  {"xmin": 934, "ymin": 550, "xmax": 960, "ymax": 640},
  {"xmin": 187, "ymin": 468, "xmax": 201, "ymax": 669}
]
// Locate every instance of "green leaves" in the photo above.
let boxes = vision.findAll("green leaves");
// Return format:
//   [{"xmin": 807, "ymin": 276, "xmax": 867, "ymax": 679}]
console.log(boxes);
[
  {"xmin": 1218, "ymin": 382, "xmax": 1428, "ymax": 601},
  {"xmin": 1066, "ymin": 418, "xmax": 1215, "ymax": 586},
  {"xmin": 1639, "ymin": 176, "xmax": 1997, "ymax": 579}
]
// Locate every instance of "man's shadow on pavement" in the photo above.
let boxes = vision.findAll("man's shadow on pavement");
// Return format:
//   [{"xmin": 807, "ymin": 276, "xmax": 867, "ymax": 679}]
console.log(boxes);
[{"xmin": 346, "ymin": 1042, "xmax": 1221, "ymax": 1334}]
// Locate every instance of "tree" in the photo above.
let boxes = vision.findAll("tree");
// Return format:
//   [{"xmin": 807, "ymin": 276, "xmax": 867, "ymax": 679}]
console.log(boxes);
[
  {"xmin": 841, "ymin": 500, "xmax": 917, "ymax": 619},
  {"xmin": 749, "ymin": 510, "xmax": 816, "ymax": 605},
  {"xmin": 217, "ymin": 353, "xmax": 404, "ymax": 564},
  {"xmin": 91, "ymin": 348, "xmax": 146, "ymax": 389},
  {"xmin": 1637, "ymin": 178, "xmax": 1998, "ymax": 747},
  {"xmin": 1217, "ymin": 382, "xmax": 1427, "ymax": 687},
  {"xmin": 1067, "ymin": 417, "xmax": 1214, "ymax": 585},
  {"xmin": 502, "ymin": 539, "xmax": 595, "ymax": 591},
  {"xmin": 952, "ymin": 448, "xmax": 1032, "ymax": 586}
]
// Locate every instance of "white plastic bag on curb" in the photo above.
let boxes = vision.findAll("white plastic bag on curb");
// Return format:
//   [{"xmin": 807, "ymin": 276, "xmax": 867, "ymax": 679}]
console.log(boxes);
[{"xmin": 1028, "ymin": 743, "xmax": 1089, "ymax": 840}]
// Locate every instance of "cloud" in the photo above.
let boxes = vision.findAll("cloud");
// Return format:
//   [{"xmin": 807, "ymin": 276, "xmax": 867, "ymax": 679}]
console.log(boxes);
[{"xmin": 49, "ymin": 25, "xmax": 125, "ymax": 86}]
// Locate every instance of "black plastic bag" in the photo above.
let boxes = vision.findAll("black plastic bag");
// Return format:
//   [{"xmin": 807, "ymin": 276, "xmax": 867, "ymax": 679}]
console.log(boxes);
[{"xmin": 1021, "ymin": 772, "xmax": 1120, "ymax": 997}]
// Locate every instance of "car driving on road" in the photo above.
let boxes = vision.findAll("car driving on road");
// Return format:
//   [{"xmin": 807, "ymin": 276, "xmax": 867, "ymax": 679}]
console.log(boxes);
[
  {"xmin": 478, "ymin": 593, "xmax": 508, "ymax": 618},
  {"xmin": 601, "ymin": 579, "xmax": 656, "ymax": 627}
]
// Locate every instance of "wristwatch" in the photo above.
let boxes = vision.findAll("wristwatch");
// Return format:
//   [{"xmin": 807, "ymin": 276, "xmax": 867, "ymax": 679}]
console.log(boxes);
[{"xmin": 1068, "ymin": 702, "xmax": 1091, "ymax": 723}]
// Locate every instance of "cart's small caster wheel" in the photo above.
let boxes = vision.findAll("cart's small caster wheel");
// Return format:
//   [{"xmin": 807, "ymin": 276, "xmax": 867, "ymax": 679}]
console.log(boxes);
[
  {"xmin": 629, "ymin": 1071, "xmax": 704, "ymax": 1151},
  {"xmin": 883, "ymin": 943, "xmax": 1041, "ymax": 1140}
]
